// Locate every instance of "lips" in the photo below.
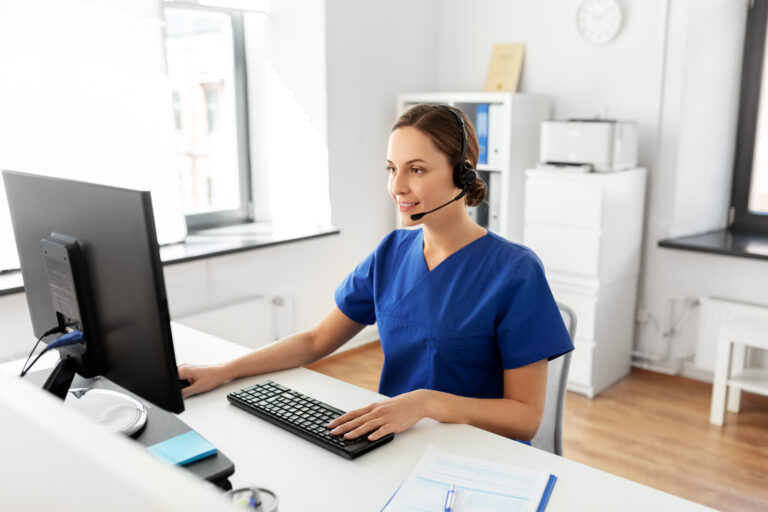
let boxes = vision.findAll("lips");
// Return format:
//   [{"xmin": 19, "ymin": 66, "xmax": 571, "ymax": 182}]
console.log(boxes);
[{"xmin": 398, "ymin": 202, "xmax": 419, "ymax": 212}]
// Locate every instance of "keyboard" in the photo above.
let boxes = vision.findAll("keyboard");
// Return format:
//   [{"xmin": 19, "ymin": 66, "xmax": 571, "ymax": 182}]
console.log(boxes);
[{"xmin": 227, "ymin": 380, "xmax": 394, "ymax": 459}]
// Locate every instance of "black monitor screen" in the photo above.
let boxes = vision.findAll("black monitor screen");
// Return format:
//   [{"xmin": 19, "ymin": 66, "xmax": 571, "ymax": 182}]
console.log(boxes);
[{"xmin": 3, "ymin": 170, "xmax": 184, "ymax": 413}]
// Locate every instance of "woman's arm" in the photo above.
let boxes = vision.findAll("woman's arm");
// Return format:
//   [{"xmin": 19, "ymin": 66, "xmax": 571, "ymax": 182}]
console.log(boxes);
[
  {"xmin": 328, "ymin": 359, "xmax": 548, "ymax": 441},
  {"xmin": 178, "ymin": 306, "xmax": 365, "ymax": 398}
]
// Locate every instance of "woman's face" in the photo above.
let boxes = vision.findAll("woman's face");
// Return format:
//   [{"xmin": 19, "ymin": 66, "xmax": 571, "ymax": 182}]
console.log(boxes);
[{"xmin": 386, "ymin": 126, "xmax": 461, "ymax": 227}]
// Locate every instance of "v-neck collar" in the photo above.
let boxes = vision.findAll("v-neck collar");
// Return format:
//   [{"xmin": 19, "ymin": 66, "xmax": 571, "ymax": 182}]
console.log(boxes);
[{"xmin": 417, "ymin": 228, "xmax": 490, "ymax": 273}]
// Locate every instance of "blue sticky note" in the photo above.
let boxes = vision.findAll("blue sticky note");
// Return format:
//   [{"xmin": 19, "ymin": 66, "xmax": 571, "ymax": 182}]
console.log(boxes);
[{"xmin": 147, "ymin": 430, "xmax": 217, "ymax": 466}]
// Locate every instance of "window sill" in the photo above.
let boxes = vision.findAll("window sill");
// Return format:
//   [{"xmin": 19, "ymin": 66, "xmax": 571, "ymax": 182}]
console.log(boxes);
[
  {"xmin": 0, "ymin": 222, "xmax": 340, "ymax": 297},
  {"xmin": 658, "ymin": 229, "xmax": 768, "ymax": 262}
]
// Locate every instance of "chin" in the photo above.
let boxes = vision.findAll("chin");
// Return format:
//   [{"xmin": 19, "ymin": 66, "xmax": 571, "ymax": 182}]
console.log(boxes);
[{"xmin": 398, "ymin": 213, "xmax": 422, "ymax": 227}]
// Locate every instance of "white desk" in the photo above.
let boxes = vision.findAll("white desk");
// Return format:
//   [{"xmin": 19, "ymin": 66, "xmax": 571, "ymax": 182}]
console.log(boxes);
[
  {"xmin": 169, "ymin": 324, "xmax": 712, "ymax": 511},
  {"xmin": 2, "ymin": 324, "xmax": 711, "ymax": 511}
]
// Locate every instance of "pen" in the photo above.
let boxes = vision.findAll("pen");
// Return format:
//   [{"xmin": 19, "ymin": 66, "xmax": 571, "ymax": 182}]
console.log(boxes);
[{"xmin": 444, "ymin": 484, "xmax": 456, "ymax": 512}]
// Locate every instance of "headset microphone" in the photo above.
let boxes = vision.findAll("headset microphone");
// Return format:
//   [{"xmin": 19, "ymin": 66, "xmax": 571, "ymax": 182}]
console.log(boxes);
[{"xmin": 409, "ymin": 105, "xmax": 477, "ymax": 222}]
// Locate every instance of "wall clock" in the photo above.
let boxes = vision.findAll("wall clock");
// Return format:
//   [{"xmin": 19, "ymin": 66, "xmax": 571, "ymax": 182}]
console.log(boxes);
[{"xmin": 577, "ymin": 0, "xmax": 623, "ymax": 45}]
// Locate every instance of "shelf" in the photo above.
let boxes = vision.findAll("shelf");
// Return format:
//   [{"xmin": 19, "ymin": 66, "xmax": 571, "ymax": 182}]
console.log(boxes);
[
  {"xmin": 728, "ymin": 368, "xmax": 768, "ymax": 396},
  {"xmin": 475, "ymin": 164, "xmax": 503, "ymax": 173}
]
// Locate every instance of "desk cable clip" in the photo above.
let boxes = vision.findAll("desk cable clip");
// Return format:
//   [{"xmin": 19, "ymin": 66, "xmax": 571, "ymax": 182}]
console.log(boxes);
[{"xmin": 224, "ymin": 486, "xmax": 278, "ymax": 512}]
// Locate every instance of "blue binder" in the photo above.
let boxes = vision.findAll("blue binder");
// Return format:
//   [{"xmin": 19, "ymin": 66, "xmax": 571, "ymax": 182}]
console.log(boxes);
[{"xmin": 476, "ymin": 104, "xmax": 489, "ymax": 165}]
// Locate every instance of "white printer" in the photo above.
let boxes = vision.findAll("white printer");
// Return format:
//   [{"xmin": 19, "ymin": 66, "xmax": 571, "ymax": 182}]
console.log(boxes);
[{"xmin": 539, "ymin": 120, "xmax": 638, "ymax": 172}]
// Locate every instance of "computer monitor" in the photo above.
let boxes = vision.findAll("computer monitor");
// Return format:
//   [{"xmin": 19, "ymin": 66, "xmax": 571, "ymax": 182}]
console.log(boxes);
[{"xmin": 3, "ymin": 170, "xmax": 184, "ymax": 414}]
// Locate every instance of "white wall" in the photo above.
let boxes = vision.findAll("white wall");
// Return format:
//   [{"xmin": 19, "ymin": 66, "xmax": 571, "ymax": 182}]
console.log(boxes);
[
  {"xmin": 252, "ymin": 1, "xmax": 333, "ymax": 228},
  {"xmin": 326, "ymin": 0, "xmax": 439, "ymax": 261}
]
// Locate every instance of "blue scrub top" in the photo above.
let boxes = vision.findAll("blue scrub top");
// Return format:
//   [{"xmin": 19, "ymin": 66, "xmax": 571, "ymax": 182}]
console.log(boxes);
[{"xmin": 335, "ymin": 229, "xmax": 574, "ymax": 399}]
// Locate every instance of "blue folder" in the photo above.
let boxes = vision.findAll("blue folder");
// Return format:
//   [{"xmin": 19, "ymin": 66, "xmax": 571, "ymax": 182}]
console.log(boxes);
[{"xmin": 476, "ymin": 103, "xmax": 489, "ymax": 165}]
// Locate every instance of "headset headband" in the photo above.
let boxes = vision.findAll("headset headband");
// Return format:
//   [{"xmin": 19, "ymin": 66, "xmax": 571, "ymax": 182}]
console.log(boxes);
[{"xmin": 435, "ymin": 105, "xmax": 468, "ymax": 185}]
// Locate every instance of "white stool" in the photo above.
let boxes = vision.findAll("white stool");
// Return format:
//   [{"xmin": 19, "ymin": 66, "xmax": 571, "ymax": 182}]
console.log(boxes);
[{"xmin": 710, "ymin": 316, "xmax": 768, "ymax": 426}]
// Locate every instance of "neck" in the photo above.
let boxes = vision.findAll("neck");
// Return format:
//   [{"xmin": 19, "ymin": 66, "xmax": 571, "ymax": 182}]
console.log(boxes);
[{"xmin": 421, "ymin": 206, "xmax": 486, "ymax": 256}]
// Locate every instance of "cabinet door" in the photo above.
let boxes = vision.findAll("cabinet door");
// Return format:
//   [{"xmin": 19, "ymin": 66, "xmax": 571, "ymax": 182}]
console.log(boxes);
[
  {"xmin": 550, "ymin": 287, "xmax": 597, "ymax": 341},
  {"xmin": 568, "ymin": 339, "xmax": 594, "ymax": 389},
  {"xmin": 524, "ymin": 173, "xmax": 603, "ymax": 229},
  {"xmin": 523, "ymin": 224, "xmax": 601, "ymax": 278}
]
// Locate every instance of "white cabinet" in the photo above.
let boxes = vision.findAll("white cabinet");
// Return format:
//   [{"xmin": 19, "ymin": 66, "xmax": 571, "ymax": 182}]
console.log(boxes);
[
  {"xmin": 523, "ymin": 168, "xmax": 647, "ymax": 397},
  {"xmin": 396, "ymin": 92, "xmax": 551, "ymax": 241}
]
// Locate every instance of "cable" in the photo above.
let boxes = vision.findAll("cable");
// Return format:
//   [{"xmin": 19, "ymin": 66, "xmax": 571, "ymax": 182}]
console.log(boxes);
[
  {"xmin": 663, "ymin": 298, "xmax": 700, "ymax": 339},
  {"xmin": 19, "ymin": 325, "xmax": 67, "ymax": 377},
  {"xmin": 20, "ymin": 329, "xmax": 84, "ymax": 378}
]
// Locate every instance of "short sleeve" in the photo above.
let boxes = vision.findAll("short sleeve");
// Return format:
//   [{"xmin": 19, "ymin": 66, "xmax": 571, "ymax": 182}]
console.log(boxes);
[
  {"xmin": 496, "ymin": 253, "xmax": 574, "ymax": 369},
  {"xmin": 334, "ymin": 250, "xmax": 377, "ymax": 325}
]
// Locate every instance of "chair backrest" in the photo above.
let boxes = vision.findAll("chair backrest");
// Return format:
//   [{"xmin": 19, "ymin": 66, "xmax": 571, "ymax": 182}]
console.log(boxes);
[{"xmin": 530, "ymin": 302, "xmax": 576, "ymax": 456}]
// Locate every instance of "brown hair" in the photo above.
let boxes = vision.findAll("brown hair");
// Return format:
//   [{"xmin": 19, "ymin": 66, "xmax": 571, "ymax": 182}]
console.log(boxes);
[{"xmin": 391, "ymin": 104, "xmax": 488, "ymax": 207}]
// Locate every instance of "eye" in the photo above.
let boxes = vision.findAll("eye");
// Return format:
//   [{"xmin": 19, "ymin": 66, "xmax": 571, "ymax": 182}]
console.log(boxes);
[
  {"xmin": 410, "ymin": 167, "xmax": 424, "ymax": 175},
  {"xmin": 386, "ymin": 165, "xmax": 395, "ymax": 173}
]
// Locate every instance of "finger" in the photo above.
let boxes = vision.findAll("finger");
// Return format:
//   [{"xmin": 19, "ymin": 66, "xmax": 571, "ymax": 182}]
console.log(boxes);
[
  {"xmin": 328, "ymin": 404, "xmax": 372, "ymax": 428},
  {"xmin": 177, "ymin": 365, "xmax": 189, "ymax": 379},
  {"xmin": 182, "ymin": 382, "xmax": 201, "ymax": 399},
  {"xmin": 328, "ymin": 406, "xmax": 368, "ymax": 428},
  {"xmin": 344, "ymin": 419, "xmax": 384, "ymax": 440},
  {"xmin": 368, "ymin": 424, "xmax": 393, "ymax": 441},
  {"xmin": 330, "ymin": 410, "xmax": 378, "ymax": 434}
]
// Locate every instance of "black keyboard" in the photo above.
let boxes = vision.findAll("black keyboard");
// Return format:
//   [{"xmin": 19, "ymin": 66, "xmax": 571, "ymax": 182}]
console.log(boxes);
[{"xmin": 227, "ymin": 381, "xmax": 394, "ymax": 459}]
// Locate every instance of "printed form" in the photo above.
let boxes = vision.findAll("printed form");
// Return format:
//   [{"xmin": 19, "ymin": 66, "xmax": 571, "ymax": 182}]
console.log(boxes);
[{"xmin": 382, "ymin": 445, "xmax": 556, "ymax": 512}]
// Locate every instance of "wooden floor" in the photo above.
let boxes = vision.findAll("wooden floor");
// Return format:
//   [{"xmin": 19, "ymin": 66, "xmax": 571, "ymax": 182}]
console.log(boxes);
[{"xmin": 306, "ymin": 342, "xmax": 768, "ymax": 511}]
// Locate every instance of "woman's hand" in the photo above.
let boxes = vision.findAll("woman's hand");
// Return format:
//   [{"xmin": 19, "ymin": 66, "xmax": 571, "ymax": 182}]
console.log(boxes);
[
  {"xmin": 177, "ymin": 364, "xmax": 228, "ymax": 399},
  {"xmin": 327, "ymin": 389, "xmax": 432, "ymax": 441}
]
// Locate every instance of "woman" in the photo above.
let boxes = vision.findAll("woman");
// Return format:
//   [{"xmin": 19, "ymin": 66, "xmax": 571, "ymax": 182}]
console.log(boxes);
[{"xmin": 178, "ymin": 104, "xmax": 573, "ymax": 443}]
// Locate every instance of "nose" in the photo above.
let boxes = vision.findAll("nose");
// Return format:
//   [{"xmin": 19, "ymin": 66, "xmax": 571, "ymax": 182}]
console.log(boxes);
[{"xmin": 389, "ymin": 167, "xmax": 409, "ymax": 196}]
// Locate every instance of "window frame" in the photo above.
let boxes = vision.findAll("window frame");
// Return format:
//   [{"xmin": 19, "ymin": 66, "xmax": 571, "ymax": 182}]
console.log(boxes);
[
  {"xmin": 731, "ymin": 0, "xmax": 768, "ymax": 234},
  {"xmin": 162, "ymin": 4, "xmax": 254, "ymax": 231}
]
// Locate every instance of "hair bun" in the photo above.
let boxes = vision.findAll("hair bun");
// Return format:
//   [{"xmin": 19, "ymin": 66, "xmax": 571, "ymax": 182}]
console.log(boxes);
[{"xmin": 465, "ymin": 176, "xmax": 487, "ymax": 207}]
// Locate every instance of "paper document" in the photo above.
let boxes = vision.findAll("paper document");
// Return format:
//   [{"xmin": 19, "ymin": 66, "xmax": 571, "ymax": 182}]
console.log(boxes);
[{"xmin": 381, "ymin": 445, "xmax": 556, "ymax": 512}]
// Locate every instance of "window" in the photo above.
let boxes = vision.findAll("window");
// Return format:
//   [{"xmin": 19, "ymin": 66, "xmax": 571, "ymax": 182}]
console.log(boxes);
[
  {"xmin": 732, "ymin": 0, "xmax": 768, "ymax": 233},
  {"xmin": 163, "ymin": 5, "xmax": 252, "ymax": 229}
]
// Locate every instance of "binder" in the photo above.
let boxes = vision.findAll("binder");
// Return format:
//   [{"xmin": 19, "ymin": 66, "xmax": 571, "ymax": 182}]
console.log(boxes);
[{"xmin": 476, "ymin": 103, "xmax": 489, "ymax": 165}]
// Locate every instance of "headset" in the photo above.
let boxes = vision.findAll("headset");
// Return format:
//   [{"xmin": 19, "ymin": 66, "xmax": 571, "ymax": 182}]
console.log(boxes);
[{"xmin": 410, "ymin": 105, "xmax": 478, "ymax": 221}]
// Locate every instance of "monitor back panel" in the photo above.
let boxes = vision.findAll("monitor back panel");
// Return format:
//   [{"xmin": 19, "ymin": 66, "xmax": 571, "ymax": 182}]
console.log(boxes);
[{"xmin": 3, "ymin": 170, "xmax": 183, "ymax": 413}]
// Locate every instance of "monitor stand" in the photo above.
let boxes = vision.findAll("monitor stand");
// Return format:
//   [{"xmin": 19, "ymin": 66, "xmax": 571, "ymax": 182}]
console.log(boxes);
[
  {"xmin": 66, "ymin": 388, "xmax": 148, "ymax": 436},
  {"xmin": 43, "ymin": 357, "xmax": 148, "ymax": 437},
  {"xmin": 26, "ymin": 366, "xmax": 235, "ymax": 489}
]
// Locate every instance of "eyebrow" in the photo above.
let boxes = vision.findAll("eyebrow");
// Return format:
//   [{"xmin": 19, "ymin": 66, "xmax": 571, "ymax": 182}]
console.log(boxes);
[{"xmin": 386, "ymin": 159, "xmax": 429, "ymax": 165}]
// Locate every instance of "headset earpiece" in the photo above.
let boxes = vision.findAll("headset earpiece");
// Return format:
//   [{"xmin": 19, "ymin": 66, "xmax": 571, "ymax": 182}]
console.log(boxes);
[{"xmin": 462, "ymin": 164, "xmax": 477, "ymax": 189}]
